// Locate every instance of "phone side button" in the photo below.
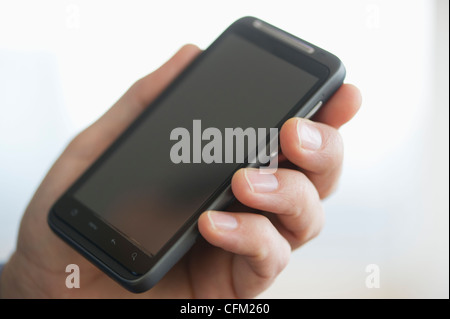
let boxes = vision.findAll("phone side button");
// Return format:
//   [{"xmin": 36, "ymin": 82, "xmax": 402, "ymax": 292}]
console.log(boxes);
[{"xmin": 304, "ymin": 101, "xmax": 323, "ymax": 119}]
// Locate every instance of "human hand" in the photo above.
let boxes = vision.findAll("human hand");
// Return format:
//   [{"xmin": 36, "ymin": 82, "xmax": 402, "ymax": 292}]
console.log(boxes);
[{"xmin": 0, "ymin": 45, "xmax": 361, "ymax": 298}]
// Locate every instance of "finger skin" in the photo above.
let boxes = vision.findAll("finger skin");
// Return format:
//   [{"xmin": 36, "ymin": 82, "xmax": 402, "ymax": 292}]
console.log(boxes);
[
  {"xmin": 312, "ymin": 83, "xmax": 362, "ymax": 129},
  {"xmin": 231, "ymin": 168, "xmax": 324, "ymax": 249},
  {"xmin": 275, "ymin": 83, "xmax": 361, "ymax": 198},
  {"xmin": 280, "ymin": 118, "xmax": 343, "ymax": 198},
  {"xmin": 198, "ymin": 210, "xmax": 291, "ymax": 298}
]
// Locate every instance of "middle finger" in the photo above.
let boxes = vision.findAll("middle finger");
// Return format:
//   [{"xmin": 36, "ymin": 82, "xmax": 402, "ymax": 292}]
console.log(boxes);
[{"xmin": 231, "ymin": 168, "xmax": 325, "ymax": 249}]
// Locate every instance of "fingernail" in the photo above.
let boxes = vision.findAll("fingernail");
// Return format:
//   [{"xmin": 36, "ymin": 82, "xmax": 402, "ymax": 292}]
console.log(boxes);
[
  {"xmin": 244, "ymin": 168, "xmax": 278, "ymax": 193},
  {"xmin": 208, "ymin": 211, "xmax": 238, "ymax": 231},
  {"xmin": 297, "ymin": 119, "xmax": 322, "ymax": 151}
]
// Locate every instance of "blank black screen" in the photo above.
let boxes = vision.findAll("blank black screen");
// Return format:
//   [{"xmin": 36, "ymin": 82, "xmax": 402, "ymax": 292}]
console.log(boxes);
[{"xmin": 74, "ymin": 34, "xmax": 318, "ymax": 256}]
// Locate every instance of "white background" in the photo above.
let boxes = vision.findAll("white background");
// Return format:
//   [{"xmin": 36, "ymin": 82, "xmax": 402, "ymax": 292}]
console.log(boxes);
[{"xmin": 0, "ymin": 0, "xmax": 448, "ymax": 298}]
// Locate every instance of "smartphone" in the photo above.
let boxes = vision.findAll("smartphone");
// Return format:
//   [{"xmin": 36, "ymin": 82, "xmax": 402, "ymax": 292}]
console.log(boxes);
[{"xmin": 48, "ymin": 17, "xmax": 345, "ymax": 293}]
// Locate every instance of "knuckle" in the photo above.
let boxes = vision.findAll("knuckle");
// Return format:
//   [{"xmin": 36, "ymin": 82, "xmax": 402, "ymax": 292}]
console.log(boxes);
[
  {"xmin": 309, "ymin": 211, "xmax": 325, "ymax": 240},
  {"xmin": 319, "ymin": 129, "xmax": 344, "ymax": 173},
  {"xmin": 252, "ymin": 215, "xmax": 273, "ymax": 259},
  {"xmin": 251, "ymin": 215, "xmax": 291, "ymax": 279},
  {"xmin": 284, "ymin": 172, "xmax": 313, "ymax": 216},
  {"xmin": 318, "ymin": 175, "xmax": 340, "ymax": 199},
  {"xmin": 328, "ymin": 130, "xmax": 344, "ymax": 162},
  {"xmin": 295, "ymin": 207, "xmax": 325, "ymax": 247},
  {"xmin": 277, "ymin": 238, "xmax": 292, "ymax": 273}
]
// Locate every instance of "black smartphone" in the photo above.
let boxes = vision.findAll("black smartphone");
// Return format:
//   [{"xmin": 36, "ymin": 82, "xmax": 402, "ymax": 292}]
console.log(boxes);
[{"xmin": 48, "ymin": 17, "xmax": 345, "ymax": 293}]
